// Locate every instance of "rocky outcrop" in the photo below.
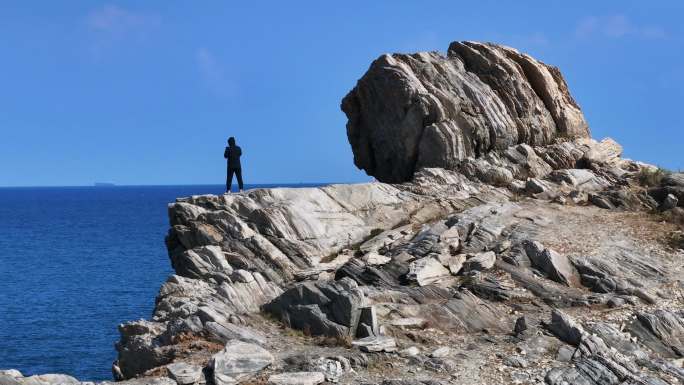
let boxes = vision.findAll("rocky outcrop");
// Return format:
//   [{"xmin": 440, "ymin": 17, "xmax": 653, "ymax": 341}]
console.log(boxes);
[
  {"xmin": 342, "ymin": 41, "xmax": 589, "ymax": 183},
  {"xmin": 5, "ymin": 41, "xmax": 683, "ymax": 385}
]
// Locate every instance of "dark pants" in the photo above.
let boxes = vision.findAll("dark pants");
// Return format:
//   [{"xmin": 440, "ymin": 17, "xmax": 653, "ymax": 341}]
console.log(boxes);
[{"xmin": 227, "ymin": 167, "xmax": 244, "ymax": 192}]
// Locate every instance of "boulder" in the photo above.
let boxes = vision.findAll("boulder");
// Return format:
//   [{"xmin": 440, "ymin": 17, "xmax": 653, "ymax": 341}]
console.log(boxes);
[
  {"xmin": 166, "ymin": 362, "xmax": 204, "ymax": 385},
  {"xmin": 525, "ymin": 178, "xmax": 548, "ymax": 194},
  {"xmin": 461, "ymin": 251, "xmax": 496, "ymax": 273},
  {"xmin": 660, "ymin": 194, "xmax": 679, "ymax": 211},
  {"xmin": 523, "ymin": 241, "xmax": 577, "ymax": 286},
  {"xmin": 407, "ymin": 257, "xmax": 451, "ymax": 285},
  {"xmin": 547, "ymin": 310, "xmax": 584, "ymax": 346},
  {"xmin": 311, "ymin": 358, "xmax": 344, "ymax": 382},
  {"xmin": 513, "ymin": 316, "xmax": 528, "ymax": 335},
  {"xmin": 357, "ymin": 306, "xmax": 379, "ymax": 338},
  {"xmin": 268, "ymin": 372, "xmax": 325, "ymax": 385},
  {"xmin": 446, "ymin": 254, "xmax": 467, "ymax": 275},
  {"xmin": 362, "ymin": 252, "xmax": 391, "ymax": 266},
  {"xmin": 212, "ymin": 340, "xmax": 274, "ymax": 385},
  {"xmin": 264, "ymin": 278, "xmax": 365, "ymax": 337},
  {"xmin": 589, "ymin": 193, "xmax": 615, "ymax": 210},
  {"xmin": 341, "ymin": 41, "xmax": 588, "ymax": 183},
  {"xmin": 115, "ymin": 320, "xmax": 171, "ymax": 379}
]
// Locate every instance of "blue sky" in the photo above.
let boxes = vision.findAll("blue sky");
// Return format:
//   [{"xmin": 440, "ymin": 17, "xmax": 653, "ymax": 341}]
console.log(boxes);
[{"xmin": 1, "ymin": 1, "xmax": 682, "ymax": 186}]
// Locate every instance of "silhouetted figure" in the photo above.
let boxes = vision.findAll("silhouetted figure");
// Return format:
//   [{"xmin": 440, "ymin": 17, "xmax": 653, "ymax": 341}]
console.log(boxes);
[{"xmin": 224, "ymin": 137, "xmax": 244, "ymax": 192}]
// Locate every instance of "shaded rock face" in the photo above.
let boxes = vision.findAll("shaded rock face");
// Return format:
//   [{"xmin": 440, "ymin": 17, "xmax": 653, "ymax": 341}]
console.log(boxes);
[
  {"xmin": 263, "ymin": 278, "xmax": 367, "ymax": 338},
  {"xmin": 342, "ymin": 41, "xmax": 589, "ymax": 182}
]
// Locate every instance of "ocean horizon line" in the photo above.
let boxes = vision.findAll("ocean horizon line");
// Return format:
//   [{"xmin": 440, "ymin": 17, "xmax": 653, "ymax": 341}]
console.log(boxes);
[{"xmin": 0, "ymin": 181, "xmax": 366, "ymax": 189}]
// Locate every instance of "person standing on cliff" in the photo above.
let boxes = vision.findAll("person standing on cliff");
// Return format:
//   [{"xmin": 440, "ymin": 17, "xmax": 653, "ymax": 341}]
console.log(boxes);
[{"xmin": 224, "ymin": 137, "xmax": 244, "ymax": 193}]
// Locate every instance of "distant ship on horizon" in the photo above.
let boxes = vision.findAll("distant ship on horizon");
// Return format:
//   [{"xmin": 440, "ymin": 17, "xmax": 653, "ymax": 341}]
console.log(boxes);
[{"xmin": 93, "ymin": 182, "xmax": 116, "ymax": 187}]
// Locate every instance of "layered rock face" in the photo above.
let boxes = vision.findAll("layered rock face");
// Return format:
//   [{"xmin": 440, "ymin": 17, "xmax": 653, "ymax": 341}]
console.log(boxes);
[
  {"xmin": 4, "ymin": 41, "xmax": 684, "ymax": 385},
  {"xmin": 342, "ymin": 41, "xmax": 589, "ymax": 183}
]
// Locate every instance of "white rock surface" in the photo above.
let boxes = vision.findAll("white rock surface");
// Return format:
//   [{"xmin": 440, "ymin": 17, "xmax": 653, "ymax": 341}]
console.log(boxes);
[
  {"xmin": 212, "ymin": 340, "xmax": 274, "ymax": 385},
  {"xmin": 268, "ymin": 372, "xmax": 325, "ymax": 385}
]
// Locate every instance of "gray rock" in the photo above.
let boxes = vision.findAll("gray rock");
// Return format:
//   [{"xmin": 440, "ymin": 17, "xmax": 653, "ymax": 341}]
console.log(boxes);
[
  {"xmin": 0, "ymin": 374, "xmax": 22, "ymax": 385},
  {"xmin": 407, "ymin": 257, "xmax": 451, "ymax": 285},
  {"xmin": 444, "ymin": 253, "xmax": 467, "ymax": 275},
  {"xmin": 357, "ymin": 306, "xmax": 378, "ymax": 338},
  {"xmin": 311, "ymin": 358, "xmax": 344, "ymax": 382},
  {"xmin": 205, "ymin": 321, "xmax": 267, "ymax": 345},
  {"xmin": 19, "ymin": 374, "xmax": 81, "ymax": 385},
  {"xmin": 526, "ymin": 178, "xmax": 548, "ymax": 194},
  {"xmin": 170, "ymin": 245, "xmax": 233, "ymax": 282},
  {"xmin": 606, "ymin": 297, "xmax": 625, "ymax": 308},
  {"xmin": 430, "ymin": 346, "xmax": 450, "ymax": 358},
  {"xmin": 352, "ymin": 336, "xmax": 397, "ymax": 353},
  {"xmin": 115, "ymin": 320, "xmax": 171, "ymax": 379},
  {"xmin": 268, "ymin": 372, "xmax": 325, "ymax": 385},
  {"xmin": 362, "ymin": 252, "xmax": 391, "ymax": 266},
  {"xmin": 166, "ymin": 362, "xmax": 204, "ymax": 385},
  {"xmin": 389, "ymin": 317, "xmax": 427, "ymax": 329},
  {"xmin": 627, "ymin": 310, "xmax": 684, "ymax": 358},
  {"xmin": 659, "ymin": 193, "xmax": 678, "ymax": 211},
  {"xmin": 523, "ymin": 241, "xmax": 577, "ymax": 286},
  {"xmin": 212, "ymin": 340, "xmax": 274, "ymax": 385},
  {"xmin": 548, "ymin": 310, "xmax": 584, "ymax": 346},
  {"xmin": 264, "ymin": 278, "xmax": 365, "ymax": 337},
  {"xmin": 589, "ymin": 193, "xmax": 615, "ymax": 209},
  {"xmin": 503, "ymin": 355, "xmax": 528, "ymax": 368},
  {"xmin": 556, "ymin": 345, "xmax": 576, "ymax": 362},
  {"xmin": 99, "ymin": 378, "xmax": 177, "ymax": 385},
  {"xmin": 341, "ymin": 41, "xmax": 588, "ymax": 183},
  {"xmin": 513, "ymin": 316, "xmax": 528, "ymax": 335},
  {"xmin": 461, "ymin": 251, "xmax": 496, "ymax": 273}
]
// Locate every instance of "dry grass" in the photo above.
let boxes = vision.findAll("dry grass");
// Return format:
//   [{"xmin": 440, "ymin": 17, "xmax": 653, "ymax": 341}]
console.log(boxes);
[
  {"xmin": 635, "ymin": 167, "xmax": 670, "ymax": 187},
  {"xmin": 314, "ymin": 334, "xmax": 353, "ymax": 348}
]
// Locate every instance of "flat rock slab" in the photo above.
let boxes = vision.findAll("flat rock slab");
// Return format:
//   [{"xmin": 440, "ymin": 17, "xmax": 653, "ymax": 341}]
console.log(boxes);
[
  {"xmin": 205, "ymin": 321, "xmax": 267, "ymax": 345},
  {"xmin": 268, "ymin": 372, "xmax": 325, "ymax": 385},
  {"xmin": 212, "ymin": 340, "xmax": 274, "ymax": 385},
  {"xmin": 352, "ymin": 336, "xmax": 397, "ymax": 353},
  {"xmin": 166, "ymin": 362, "xmax": 204, "ymax": 385},
  {"xmin": 389, "ymin": 317, "xmax": 427, "ymax": 329}
]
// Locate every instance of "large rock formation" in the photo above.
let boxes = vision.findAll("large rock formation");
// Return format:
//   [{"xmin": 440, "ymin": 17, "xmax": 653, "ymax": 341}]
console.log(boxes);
[
  {"xmin": 4, "ymin": 41, "xmax": 683, "ymax": 385},
  {"xmin": 342, "ymin": 41, "xmax": 589, "ymax": 183}
]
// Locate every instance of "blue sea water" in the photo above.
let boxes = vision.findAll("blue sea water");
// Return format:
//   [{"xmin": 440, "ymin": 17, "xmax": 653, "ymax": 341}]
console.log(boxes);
[{"xmin": 0, "ymin": 184, "xmax": 322, "ymax": 381}]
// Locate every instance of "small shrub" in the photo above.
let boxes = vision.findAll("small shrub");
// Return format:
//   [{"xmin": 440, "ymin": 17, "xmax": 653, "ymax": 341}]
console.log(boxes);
[
  {"xmin": 369, "ymin": 228, "xmax": 384, "ymax": 238},
  {"xmin": 636, "ymin": 167, "xmax": 670, "ymax": 187}
]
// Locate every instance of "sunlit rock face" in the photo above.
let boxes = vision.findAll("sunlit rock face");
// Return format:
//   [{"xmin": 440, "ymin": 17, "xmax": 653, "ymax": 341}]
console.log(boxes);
[{"xmin": 342, "ymin": 41, "xmax": 589, "ymax": 183}]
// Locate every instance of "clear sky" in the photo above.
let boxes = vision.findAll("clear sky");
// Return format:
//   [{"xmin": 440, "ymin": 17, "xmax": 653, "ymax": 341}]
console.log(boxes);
[{"xmin": 1, "ymin": 1, "xmax": 682, "ymax": 186}]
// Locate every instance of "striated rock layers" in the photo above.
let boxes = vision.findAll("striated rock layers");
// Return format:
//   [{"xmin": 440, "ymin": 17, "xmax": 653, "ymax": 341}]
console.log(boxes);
[
  {"xmin": 4, "ymin": 41, "xmax": 684, "ymax": 385},
  {"xmin": 342, "ymin": 41, "xmax": 589, "ymax": 183}
]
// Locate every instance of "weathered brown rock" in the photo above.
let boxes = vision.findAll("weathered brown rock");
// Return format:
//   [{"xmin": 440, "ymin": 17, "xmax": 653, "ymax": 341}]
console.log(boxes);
[{"xmin": 342, "ymin": 41, "xmax": 589, "ymax": 182}]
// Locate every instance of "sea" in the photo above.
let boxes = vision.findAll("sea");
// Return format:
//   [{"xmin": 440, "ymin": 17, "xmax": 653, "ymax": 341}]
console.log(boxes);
[{"xmin": 0, "ymin": 184, "xmax": 323, "ymax": 381}]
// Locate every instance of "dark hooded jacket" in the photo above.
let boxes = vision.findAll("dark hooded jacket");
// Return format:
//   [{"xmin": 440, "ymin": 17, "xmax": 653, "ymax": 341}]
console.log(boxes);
[{"xmin": 224, "ymin": 140, "xmax": 242, "ymax": 169}]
